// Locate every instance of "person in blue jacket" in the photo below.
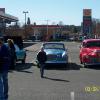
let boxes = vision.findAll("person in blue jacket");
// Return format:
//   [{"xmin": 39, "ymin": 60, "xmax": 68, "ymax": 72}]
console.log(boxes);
[{"xmin": 0, "ymin": 37, "xmax": 10, "ymax": 100}]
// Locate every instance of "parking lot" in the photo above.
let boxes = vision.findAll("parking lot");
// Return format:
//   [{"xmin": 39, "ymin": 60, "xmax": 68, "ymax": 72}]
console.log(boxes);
[{"xmin": 8, "ymin": 41, "xmax": 100, "ymax": 100}]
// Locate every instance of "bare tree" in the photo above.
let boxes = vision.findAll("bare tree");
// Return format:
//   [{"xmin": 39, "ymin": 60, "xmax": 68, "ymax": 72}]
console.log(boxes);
[{"xmin": 27, "ymin": 17, "xmax": 31, "ymax": 25}]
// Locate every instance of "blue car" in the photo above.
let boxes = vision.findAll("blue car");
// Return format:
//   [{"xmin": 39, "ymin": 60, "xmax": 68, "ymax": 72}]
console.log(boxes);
[
  {"xmin": 37, "ymin": 42, "xmax": 68, "ymax": 67},
  {"xmin": 5, "ymin": 43, "xmax": 26, "ymax": 65},
  {"xmin": 3, "ymin": 36, "xmax": 26, "ymax": 67},
  {"xmin": 14, "ymin": 44, "xmax": 26, "ymax": 63}
]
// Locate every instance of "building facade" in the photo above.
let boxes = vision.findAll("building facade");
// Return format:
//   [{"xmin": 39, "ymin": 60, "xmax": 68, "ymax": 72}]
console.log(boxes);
[
  {"xmin": 0, "ymin": 8, "xmax": 18, "ymax": 36},
  {"xmin": 31, "ymin": 25, "xmax": 68, "ymax": 41}
]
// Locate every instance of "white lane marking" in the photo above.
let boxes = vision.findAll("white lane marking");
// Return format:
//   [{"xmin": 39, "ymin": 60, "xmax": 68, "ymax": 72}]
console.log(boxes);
[{"xmin": 71, "ymin": 91, "xmax": 75, "ymax": 100}]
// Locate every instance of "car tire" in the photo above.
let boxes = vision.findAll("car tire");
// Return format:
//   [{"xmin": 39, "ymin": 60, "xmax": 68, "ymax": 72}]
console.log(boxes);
[
  {"xmin": 22, "ymin": 54, "xmax": 26, "ymax": 64},
  {"xmin": 83, "ymin": 63, "xmax": 88, "ymax": 68},
  {"xmin": 80, "ymin": 60, "xmax": 83, "ymax": 64},
  {"xmin": 65, "ymin": 63, "xmax": 69, "ymax": 70},
  {"xmin": 22, "ymin": 59, "xmax": 25, "ymax": 64}
]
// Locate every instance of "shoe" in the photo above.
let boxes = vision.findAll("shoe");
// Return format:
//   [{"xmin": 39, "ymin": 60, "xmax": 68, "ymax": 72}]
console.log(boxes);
[
  {"xmin": 41, "ymin": 75, "xmax": 44, "ymax": 78},
  {"xmin": 4, "ymin": 94, "xmax": 8, "ymax": 100}
]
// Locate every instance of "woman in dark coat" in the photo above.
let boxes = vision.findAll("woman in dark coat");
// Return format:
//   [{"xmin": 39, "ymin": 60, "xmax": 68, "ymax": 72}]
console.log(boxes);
[{"xmin": 7, "ymin": 39, "xmax": 16, "ymax": 70}]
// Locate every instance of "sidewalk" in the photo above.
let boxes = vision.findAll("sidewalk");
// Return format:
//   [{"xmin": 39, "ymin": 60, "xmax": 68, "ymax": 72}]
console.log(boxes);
[
  {"xmin": 24, "ymin": 42, "xmax": 42, "ymax": 52},
  {"xmin": 24, "ymin": 42, "xmax": 42, "ymax": 65}
]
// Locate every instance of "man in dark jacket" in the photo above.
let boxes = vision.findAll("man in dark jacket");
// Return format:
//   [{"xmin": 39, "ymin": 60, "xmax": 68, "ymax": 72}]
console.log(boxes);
[
  {"xmin": 37, "ymin": 47, "xmax": 47, "ymax": 78},
  {"xmin": 0, "ymin": 37, "xmax": 10, "ymax": 100}
]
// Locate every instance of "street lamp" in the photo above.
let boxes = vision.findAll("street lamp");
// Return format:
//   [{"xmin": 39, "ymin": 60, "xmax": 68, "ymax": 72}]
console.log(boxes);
[
  {"xmin": 23, "ymin": 11, "xmax": 28, "ymax": 39},
  {"xmin": 44, "ymin": 20, "xmax": 50, "ymax": 41}
]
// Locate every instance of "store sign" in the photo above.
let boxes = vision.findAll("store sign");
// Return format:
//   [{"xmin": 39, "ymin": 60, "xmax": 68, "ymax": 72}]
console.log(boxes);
[
  {"xmin": 83, "ymin": 16, "xmax": 91, "ymax": 20},
  {"xmin": 83, "ymin": 9, "xmax": 91, "ymax": 16},
  {"xmin": 83, "ymin": 20, "xmax": 92, "ymax": 26}
]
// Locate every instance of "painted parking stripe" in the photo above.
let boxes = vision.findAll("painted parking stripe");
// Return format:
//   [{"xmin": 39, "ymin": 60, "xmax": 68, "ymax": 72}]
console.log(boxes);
[{"xmin": 71, "ymin": 91, "xmax": 75, "ymax": 100}]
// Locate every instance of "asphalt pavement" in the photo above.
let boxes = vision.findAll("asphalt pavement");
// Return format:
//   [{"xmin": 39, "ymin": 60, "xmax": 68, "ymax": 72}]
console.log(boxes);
[{"xmin": 8, "ymin": 41, "xmax": 100, "ymax": 100}]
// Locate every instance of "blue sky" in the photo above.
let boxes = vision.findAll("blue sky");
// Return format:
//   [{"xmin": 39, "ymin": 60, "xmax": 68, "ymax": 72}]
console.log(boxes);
[{"xmin": 0, "ymin": 0, "xmax": 100, "ymax": 25}]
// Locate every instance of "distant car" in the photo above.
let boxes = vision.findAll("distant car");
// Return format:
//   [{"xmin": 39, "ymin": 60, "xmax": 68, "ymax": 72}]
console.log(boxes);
[
  {"xmin": 79, "ymin": 39, "xmax": 100, "ymax": 67},
  {"xmin": 69, "ymin": 37, "xmax": 74, "ymax": 41},
  {"xmin": 37, "ymin": 42, "xmax": 68, "ymax": 67}
]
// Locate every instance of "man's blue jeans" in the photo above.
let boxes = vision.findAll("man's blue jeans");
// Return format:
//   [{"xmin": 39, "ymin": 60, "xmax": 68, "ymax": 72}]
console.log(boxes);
[{"xmin": 0, "ymin": 72, "xmax": 8, "ymax": 100}]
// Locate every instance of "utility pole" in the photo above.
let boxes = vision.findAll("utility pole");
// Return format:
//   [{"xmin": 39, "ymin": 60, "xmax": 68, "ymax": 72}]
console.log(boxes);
[
  {"xmin": 44, "ymin": 20, "xmax": 50, "ymax": 41},
  {"xmin": 23, "ymin": 11, "xmax": 28, "ymax": 39}
]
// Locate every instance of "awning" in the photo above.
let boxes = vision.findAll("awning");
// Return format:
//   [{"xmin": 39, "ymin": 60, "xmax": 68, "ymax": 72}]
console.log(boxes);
[{"xmin": 0, "ymin": 12, "xmax": 18, "ymax": 22}]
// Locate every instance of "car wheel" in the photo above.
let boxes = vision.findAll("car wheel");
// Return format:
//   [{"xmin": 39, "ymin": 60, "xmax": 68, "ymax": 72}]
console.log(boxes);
[
  {"xmin": 83, "ymin": 63, "xmax": 88, "ymax": 68},
  {"xmin": 22, "ymin": 55, "xmax": 26, "ymax": 64},
  {"xmin": 80, "ymin": 60, "xmax": 83, "ymax": 64},
  {"xmin": 65, "ymin": 63, "xmax": 69, "ymax": 70},
  {"xmin": 22, "ymin": 59, "xmax": 25, "ymax": 64}
]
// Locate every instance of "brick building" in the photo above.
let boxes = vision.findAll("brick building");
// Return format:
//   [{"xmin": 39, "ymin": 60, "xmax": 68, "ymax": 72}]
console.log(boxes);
[{"xmin": 31, "ymin": 24, "xmax": 67, "ymax": 41}]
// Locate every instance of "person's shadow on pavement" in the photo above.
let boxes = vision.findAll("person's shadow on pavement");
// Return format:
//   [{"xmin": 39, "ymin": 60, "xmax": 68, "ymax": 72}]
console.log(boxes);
[{"xmin": 43, "ymin": 76, "xmax": 70, "ymax": 82}]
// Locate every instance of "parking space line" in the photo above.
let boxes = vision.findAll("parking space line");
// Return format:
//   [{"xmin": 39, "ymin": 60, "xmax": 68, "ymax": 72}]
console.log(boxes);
[{"xmin": 71, "ymin": 91, "xmax": 75, "ymax": 100}]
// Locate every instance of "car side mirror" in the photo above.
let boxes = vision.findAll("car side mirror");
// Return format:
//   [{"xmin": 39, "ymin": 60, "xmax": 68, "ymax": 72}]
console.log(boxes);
[{"xmin": 79, "ymin": 45, "xmax": 82, "ymax": 48}]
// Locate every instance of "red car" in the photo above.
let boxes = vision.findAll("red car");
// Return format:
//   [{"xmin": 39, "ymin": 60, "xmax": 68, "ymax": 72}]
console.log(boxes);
[{"xmin": 79, "ymin": 39, "xmax": 100, "ymax": 67}]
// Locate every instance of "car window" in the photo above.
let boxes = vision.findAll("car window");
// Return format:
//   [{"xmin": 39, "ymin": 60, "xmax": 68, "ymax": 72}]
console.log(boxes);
[
  {"xmin": 43, "ymin": 43, "xmax": 65, "ymax": 49},
  {"xmin": 4, "ymin": 43, "xmax": 20, "ymax": 51},
  {"xmin": 82, "ymin": 42, "xmax": 86, "ymax": 48},
  {"xmin": 86, "ymin": 41, "xmax": 100, "ymax": 47}
]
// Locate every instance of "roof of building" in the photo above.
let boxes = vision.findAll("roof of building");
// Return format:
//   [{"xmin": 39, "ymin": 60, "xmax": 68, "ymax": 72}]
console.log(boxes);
[
  {"xmin": 32, "ymin": 25, "xmax": 63, "ymax": 28},
  {"xmin": 0, "ymin": 12, "xmax": 18, "ymax": 22}
]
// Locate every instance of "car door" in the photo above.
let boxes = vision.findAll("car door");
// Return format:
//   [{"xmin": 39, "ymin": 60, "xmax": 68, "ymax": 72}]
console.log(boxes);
[{"xmin": 80, "ymin": 42, "xmax": 88, "ymax": 62}]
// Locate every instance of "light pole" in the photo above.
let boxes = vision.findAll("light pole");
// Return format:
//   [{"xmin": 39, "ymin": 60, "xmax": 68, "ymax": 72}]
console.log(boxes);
[
  {"xmin": 44, "ymin": 20, "xmax": 50, "ymax": 41},
  {"xmin": 23, "ymin": 11, "xmax": 28, "ymax": 39}
]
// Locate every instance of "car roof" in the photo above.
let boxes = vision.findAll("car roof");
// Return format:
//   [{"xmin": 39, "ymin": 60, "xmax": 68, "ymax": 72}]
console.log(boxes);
[
  {"xmin": 83, "ymin": 39, "xmax": 100, "ymax": 43},
  {"xmin": 43, "ymin": 42, "xmax": 64, "ymax": 45}
]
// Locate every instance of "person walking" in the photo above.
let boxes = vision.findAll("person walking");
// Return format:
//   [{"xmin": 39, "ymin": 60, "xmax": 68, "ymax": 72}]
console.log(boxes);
[
  {"xmin": 7, "ymin": 39, "xmax": 16, "ymax": 70},
  {"xmin": 0, "ymin": 37, "xmax": 10, "ymax": 100},
  {"xmin": 37, "ymin": 47, "xmax": 47, "ymax": 78}
]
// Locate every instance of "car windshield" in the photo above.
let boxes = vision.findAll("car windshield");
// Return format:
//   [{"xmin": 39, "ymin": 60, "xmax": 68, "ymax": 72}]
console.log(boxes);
[
  {"xmin": 14, "ymin": 44, "xmax": 20, "ymax": 51},
  {"xmin": 43, "ymin": 43, "xmax": 65, "ymax": 49},
  {"xmin": 5, "ymin": 43, "xmax": 20, "ymax": 51},
  {"xmin": 86, "ymin": 41, "xmax": 100, "ymax": 47}
]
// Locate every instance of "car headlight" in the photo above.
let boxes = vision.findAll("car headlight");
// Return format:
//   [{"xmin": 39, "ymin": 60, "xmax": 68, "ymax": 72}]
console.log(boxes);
[
  {"xmin": 85, "ymin": 55, "xmax": 89, "ymax": 58},
  {"xmin": 62, "ymin": 51, "xmax": 67, "ymax": 58}
]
